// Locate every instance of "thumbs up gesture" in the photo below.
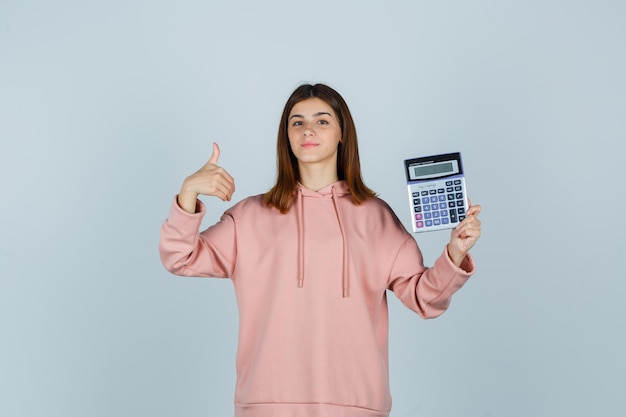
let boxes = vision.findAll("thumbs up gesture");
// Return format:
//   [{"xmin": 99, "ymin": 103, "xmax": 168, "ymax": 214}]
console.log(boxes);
[{"xmin": 177, "ymin": 143, "xmax": 236, "ymax": 213}]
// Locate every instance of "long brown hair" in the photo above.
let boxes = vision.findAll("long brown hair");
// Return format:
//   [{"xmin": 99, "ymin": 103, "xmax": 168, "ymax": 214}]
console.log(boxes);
[{"xmin": 264, "ymin": 83, "xmax": 376, "ymax": 213}]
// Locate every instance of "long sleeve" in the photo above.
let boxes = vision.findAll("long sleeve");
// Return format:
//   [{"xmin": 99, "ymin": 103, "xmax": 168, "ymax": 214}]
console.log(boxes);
[
  {"xmin": 159, "ymin": 196, "xmax": 237, "ymax": 279},
  {"xmin": 388, "ymin": 237, "xmax": 475, "ymax": 319}
]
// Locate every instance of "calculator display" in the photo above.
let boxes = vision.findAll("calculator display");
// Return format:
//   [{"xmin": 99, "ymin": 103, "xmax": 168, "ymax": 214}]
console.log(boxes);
[
  {"xmin": 404, "ymin": 152, "xmax": 468, "ymax": 233},
  {"xmin": 409, "ymin": 160, "xmax": 459, "ymax": 180}
]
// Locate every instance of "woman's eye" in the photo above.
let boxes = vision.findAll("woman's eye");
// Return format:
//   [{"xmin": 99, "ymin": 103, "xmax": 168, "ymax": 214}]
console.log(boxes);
[
  {"xmin": 292, "ymin": 121, "xmax": 302, "ymax": 126},
  {"xmin": 318, "ymin": 120, "xmax": 329, "ymax": 125}
]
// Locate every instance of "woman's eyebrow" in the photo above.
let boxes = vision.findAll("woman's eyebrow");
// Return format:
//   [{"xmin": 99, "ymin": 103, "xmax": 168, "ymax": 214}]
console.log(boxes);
[{"xmin": 288, "ymin": 112, "xmax": 332, "ymax": 120}]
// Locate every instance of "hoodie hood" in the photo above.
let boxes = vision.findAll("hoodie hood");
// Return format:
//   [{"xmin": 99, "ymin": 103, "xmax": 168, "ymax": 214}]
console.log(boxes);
[
  {"xmin": 295, "ymin": 180, "xmax": 350, "ymax": 199},
  {"xmin": 295, "ymin": 181, "xmax": 351, "ymax": 297}
]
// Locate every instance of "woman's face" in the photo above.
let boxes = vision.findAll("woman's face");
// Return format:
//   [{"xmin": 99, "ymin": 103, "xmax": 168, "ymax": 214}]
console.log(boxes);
[{"xmin": 287, "ymin": 97, "xmax": 342, "ymax": 170}]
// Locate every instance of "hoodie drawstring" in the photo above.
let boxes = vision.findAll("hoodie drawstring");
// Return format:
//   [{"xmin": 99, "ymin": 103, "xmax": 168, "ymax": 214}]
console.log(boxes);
[
  {"xmin": 295, "ymin": 183, "xmax": 349, "ymax": 297},
  {"xmin": 297, "ymin": 188, "xmax": 305, "ymax": 288},
  {"xmin": 296, "ymin": 185, "xmax": 350, "ymax": 297},
  {"xmin": 331, "ymin": 186, "xmax": 349, "ymax": 297}
]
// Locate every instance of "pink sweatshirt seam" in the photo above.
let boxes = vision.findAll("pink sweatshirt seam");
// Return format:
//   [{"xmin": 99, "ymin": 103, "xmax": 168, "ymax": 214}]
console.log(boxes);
[
  {"xmin": 234, "ymin": 400, "xmax": 389, "ymax": 412},
  {"xmin": 386, "ymin": 236, "xmax": 415, "ymax": 286}
]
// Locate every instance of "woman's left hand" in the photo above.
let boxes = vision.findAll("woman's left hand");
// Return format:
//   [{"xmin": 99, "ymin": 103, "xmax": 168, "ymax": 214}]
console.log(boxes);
[{"xmin": 447, "ymin": 201, "xmax": 482, "ymax": 267}]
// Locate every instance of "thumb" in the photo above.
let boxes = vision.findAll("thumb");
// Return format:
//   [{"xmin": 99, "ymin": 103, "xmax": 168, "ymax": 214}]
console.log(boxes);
[{"xmin": 207, "ymin": 142, "xmax": 220, "ymax": 165}]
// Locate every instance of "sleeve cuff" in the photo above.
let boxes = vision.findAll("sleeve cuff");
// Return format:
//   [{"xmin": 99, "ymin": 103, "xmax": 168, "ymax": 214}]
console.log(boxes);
[
  {"xmin": 173, "ymin": 194, "xmax": 206, "ymax": 216},
  {"xmin": 443, "ymin": 247, "xmax": 476, "ymax": 275}
]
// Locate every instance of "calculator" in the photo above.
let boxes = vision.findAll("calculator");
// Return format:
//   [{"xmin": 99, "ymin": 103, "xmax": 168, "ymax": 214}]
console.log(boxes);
[{"xmin": 404, "ymin": 152, "xmax": 468, "ymax": 233}]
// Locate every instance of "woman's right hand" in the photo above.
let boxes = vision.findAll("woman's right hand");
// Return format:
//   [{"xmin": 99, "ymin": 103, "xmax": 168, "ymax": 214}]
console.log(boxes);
[{"xmin": 177, "ymin": 142, "xmax": 236, "ymax": 213}]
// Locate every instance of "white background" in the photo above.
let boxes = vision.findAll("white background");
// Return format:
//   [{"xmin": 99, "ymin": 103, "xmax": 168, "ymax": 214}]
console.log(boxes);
[{"xmin": 1, "ymin": 1, "xmax": 625, "ymax": 416}]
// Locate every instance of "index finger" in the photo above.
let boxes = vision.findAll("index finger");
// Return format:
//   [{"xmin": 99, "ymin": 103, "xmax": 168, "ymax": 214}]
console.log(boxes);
[{"xmin": 466, "ymin": 204, "xmax": 481, "ymax": 217}]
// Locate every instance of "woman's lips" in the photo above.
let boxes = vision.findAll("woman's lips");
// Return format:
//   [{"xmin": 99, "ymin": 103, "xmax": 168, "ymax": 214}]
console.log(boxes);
[{"xmin": 301, "ymin": 142, "xmax": 318, "ymax": 149}]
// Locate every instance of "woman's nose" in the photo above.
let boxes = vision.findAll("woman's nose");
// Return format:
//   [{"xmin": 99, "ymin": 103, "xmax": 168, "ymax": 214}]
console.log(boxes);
[{"xmin": 303, "ymin": 123, "xmax": 315, "ymax": 136}]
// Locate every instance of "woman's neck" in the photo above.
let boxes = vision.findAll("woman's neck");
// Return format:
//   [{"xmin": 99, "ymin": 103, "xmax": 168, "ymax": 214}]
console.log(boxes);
[{"xmin": 298, "ymin": 163, "xmax": 339, "ymax": 191}]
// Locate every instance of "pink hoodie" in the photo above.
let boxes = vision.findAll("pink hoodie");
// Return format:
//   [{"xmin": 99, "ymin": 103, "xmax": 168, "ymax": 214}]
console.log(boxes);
[{"xmin": 159, "ymin": 181, "xmax": 475, "ymax": 417}]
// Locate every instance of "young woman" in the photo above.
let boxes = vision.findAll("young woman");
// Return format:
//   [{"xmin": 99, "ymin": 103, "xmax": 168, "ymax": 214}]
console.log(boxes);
[{"xmin": 160, "ymin": 83, "xmax": 482, "ymax": 417}]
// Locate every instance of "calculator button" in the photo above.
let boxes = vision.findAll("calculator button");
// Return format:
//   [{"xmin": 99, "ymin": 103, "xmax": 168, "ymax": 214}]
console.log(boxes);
[
  {"xmin": 442, "ymin": 218, "xmax": 449, "ymax": 225},
  {"xmin": 439, "ymin": 203, "xmax": 447, "ymax": 209},
  {"xmin": 415, "ymin": 214, "xmax": 423, "ymax": 220},
  {"xmin": 431, "ymin": 196, "xmax": 439, "ymax": 203},
  {"xmin": 446, "ymin": 187, "xmax": 453, "ymax": 193},
  {"xmin": 414, "ymin": 206, "xmax": 422, "ymax": 213},
  {"xmin": 438, "ymin": 195, "xmax": 446, "ymax": 202},
  {"xmin": 448, "ymin": 201, "xmax": 456, "ymax": 208},
  {"xmin": 456, "ymin": 193, "xmax": 463, "ymax": 199},
  {"xmin": 446, "ymin": 181, "xmax": 453, "ymax": 186},
  {"xmin": 416, "ymin": 221, "xmax": 424, "ymax": 228},
  {"xmin": 447, "ymin": 194, "xmax": 455, "ymax": 201},
  {"xmin": 421, "ymin": 191, "xmax": 428, "ymax": 196},
  {"xmin": 440, "ymin": 210, "xmax": 448, "ymax": 216},
  {"xmin": 432, "ymin": 211, "xmax": 440, "ymax": 218},
  {"xmin": 429, "ymin": 190, "xmax": 437, "ymax": 195},
  {"xmin": 424, "ymin": 213, "xmax": 432, "ymax": 219},
  {"xmin": 437, "ymin": 188, "xmax": 445, "ymax": 194},
  {"xmin": 459, "ymin": 215, "xmax": 466, "ymax": 222},
  {"xmin": 458, "ymin": 207, "xmax": 466, "ymax": 215},
  {"xmin": 423, "ymin": 205, "xmax": 431, "ymax": 211},
  {"xmin": 455, "ymin": 186, "xmax": 462, "ymax": 191},
  {"xmin": 425, "ymin": 220, "xmax": 433, "ymax": 227},
  {"xmin": 450, "ymin": 209, "xmax": 458, "ymax": 223},
  {"xmin": 434, "ymin": 219, "xmax": 441, "ymax": 226},
  {"xmin": 413, "ymin": 198, "xmax": 420, "ymax": 205},
  {"xmin": 454, "ymin": 180, "xmax": 461, "ymax": 185},
  {"xmin": 456, "ymin": 199, "xmax": 464, "ymax": 207},
  {"xmin": 412, "ymin": 192, "xmax": 420, "ymax": 197}
]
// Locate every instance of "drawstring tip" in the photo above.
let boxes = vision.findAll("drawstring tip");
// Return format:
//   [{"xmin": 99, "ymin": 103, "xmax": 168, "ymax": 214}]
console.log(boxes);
[
  {"xmin": 343, "ymin": 289, "xmax": 348, "ymax": 298},
  {"xmin": 298, "ymin": 279, "xmax": 304, "ymax": 288}
]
